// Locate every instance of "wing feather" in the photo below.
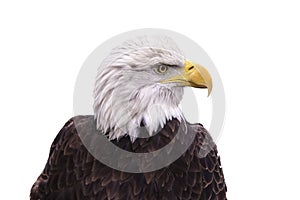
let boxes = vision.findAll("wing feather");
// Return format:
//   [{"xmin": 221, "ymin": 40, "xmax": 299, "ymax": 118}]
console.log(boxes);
[{"xmin": 30, "ymin": 116, "xmax": 226, "ymax": 199}]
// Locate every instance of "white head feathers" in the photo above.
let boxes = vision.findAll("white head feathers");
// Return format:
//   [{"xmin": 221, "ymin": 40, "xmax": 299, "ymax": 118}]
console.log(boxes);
[{"xmin": 93, "ymin": 35, "xmax": 185, "ymax": 141}]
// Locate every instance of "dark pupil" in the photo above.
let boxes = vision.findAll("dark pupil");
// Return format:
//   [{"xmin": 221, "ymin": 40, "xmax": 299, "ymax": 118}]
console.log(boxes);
[{"xmin": 160, "ymin": 65, "xmax": 166, "ymax": 72}]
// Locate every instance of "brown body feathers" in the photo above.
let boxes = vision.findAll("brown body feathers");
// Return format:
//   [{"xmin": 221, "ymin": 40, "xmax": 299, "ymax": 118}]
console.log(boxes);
[{"xmin": 31, "ymin": 115, "xmax": 226, "ymax": 200}]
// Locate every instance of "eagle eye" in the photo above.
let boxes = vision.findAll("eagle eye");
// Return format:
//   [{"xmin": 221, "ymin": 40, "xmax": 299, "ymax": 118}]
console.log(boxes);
[{"xmin": 154, "ymin": 65, "xmax": 169, "ymax": 74}]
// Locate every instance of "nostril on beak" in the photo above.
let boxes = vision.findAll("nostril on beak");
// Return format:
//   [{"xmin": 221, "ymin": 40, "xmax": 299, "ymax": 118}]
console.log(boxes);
[{"xmin": 188, "ymin": 66, "xmax": 194, "ymax": 71}]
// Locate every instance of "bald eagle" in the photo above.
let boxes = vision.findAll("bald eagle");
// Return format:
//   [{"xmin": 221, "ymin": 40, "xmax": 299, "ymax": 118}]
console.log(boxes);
[{"xmin": 31, "ymin": 36, "xmax": 227, "ymax": 200}]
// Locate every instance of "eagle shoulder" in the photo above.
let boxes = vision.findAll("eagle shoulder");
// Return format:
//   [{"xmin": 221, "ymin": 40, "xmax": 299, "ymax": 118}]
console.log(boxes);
[{"xmin": 30, "ymin": 116, "xmax": 227, "ymax": 200}]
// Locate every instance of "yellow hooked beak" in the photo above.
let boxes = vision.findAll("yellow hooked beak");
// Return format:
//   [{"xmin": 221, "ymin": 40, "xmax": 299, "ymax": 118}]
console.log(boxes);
[{"xmin": 161, "ymin": 60, "xmax": 213, "ymax": 96}]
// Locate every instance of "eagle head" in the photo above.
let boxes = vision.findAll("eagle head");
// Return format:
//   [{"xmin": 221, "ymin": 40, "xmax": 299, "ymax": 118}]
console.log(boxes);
[{"xmin": 93, "ymin": 35, "xmax": 212, "ymax": 141}]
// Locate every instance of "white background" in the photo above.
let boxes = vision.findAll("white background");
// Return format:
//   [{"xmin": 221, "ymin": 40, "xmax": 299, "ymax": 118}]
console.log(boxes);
[{"xmin": 1, "ymin": 1, "xmax": 299, "ymax": 199}]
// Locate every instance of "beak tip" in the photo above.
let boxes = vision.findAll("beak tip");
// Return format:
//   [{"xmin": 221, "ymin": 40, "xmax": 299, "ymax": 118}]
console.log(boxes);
[
  {"xmin": 207, "ymin": 88, "xmax": 212, "ymax": 97},
  {"xmin": 207, "ymin": 81, "xmax": 213, "ymax": 97}
]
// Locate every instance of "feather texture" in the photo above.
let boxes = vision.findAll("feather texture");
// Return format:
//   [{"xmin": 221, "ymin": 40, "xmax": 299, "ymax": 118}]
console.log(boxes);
[
  {"xmin": 93, "ymin": 35, "xmax": 185, "ymax": 141},
  {"xmin": 31, "ymin": 115, "xmax": 226, "ymax": 200}
]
